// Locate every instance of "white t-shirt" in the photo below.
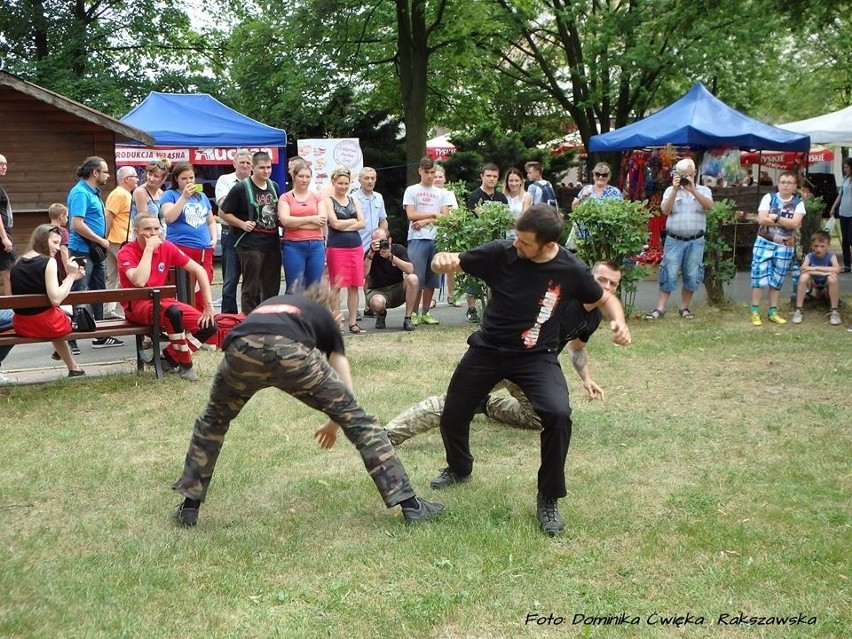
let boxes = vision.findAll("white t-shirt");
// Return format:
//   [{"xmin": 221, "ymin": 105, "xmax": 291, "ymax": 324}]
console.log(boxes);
[{"xmin": 403, "ymin": 184, "xmax": 446, "ymax": 241}]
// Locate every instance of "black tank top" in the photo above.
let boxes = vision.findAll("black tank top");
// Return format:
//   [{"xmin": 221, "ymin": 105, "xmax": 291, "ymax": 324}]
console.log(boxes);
[{"xmin": 11, "ymin": 255, "xmax": 52, "ymax": 315}]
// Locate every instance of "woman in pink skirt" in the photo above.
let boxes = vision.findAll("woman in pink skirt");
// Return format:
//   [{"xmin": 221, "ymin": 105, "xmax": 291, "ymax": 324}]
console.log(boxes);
[{"xmin": 320, "ymin": 166, "xmax": 366, "ymax": 334}]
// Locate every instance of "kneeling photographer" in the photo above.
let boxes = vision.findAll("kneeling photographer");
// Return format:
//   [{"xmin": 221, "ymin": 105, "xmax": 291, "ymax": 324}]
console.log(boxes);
[{"xmin": 364, "ymin": 228, "xmax": 418, "ymax": 331}]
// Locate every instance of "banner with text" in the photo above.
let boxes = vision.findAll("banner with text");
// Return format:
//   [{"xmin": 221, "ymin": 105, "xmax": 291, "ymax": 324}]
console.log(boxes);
[{"xmin": 115, "ymin": 146, "xmax": 280, "ymax": 166}]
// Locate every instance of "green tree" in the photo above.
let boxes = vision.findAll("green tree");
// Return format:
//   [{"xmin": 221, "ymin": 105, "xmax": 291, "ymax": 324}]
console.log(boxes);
[
  {"xmin": 481, "ymin": 0, "xmax": 801, "ymax": 172},
  {"xmin": 227, "ymin": 0, "xmax": 500, "ymax": 184},
  {"xmin": 0, "ymin": 0, "xmax": 227, "ymax": 115}
]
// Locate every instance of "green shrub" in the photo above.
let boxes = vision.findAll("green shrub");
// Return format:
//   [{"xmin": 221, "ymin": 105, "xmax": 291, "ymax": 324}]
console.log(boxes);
[
  {"xmin": 703, "ymin": 199, "xmax": 738, "ymax": 305},
  {"xmin": 435, "ymin": 201, "xmax": 516, "ymax": 305},
  {"xmin": 570, "ymin": 198, "xmax": 651, "ymax": 312}
]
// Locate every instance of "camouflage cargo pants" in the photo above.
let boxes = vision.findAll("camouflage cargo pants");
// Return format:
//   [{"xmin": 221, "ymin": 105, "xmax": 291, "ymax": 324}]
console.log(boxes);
[
  {"xmin": 173, "ymin": 333, "xmax": 416, "ymax": 507},
  {"xmin": 385, "ymin": 380, "xmax": 540, "ymax": 446}
]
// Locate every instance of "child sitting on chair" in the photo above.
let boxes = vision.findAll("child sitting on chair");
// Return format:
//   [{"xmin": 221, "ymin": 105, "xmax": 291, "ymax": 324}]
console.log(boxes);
[{"xmin": 791, "ymin": 230, "xmax": 842, "ymax": 326}]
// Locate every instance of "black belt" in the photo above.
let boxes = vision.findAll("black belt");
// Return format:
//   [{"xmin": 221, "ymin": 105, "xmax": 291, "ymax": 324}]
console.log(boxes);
[{"xmin": 667, "ymin": 231, "xmax": 704, "ymax": 241}]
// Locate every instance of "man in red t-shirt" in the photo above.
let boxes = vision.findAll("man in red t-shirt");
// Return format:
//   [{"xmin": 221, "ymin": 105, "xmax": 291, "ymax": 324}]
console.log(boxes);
[{"xmin": 117, "ymin": 213, "xmax": 217, "ymax": 380}]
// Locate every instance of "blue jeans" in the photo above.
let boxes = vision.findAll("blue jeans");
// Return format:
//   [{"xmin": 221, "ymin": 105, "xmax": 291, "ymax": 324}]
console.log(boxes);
[
  {"xmin": 282, "ymin": 240, "xmax": 326, "ymax": 293},
  {"xmin": 658, "ymin": 235, "xmax": 705, "ymax": 293},
  {"xmin": 220, "ymin": 228, "xmax": 241, "ymax": 314},
  {"xmin": 70, "ymin": 250, "xmax": 106, "ymax": 319},
  {"xmin": 0, "ymin": 308, "xmax": 12, "ymax": 366}
]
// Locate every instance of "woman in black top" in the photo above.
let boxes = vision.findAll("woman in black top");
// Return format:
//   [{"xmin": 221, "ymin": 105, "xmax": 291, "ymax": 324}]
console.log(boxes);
[{"xmin": 11, "ymin": 224, "xmax": 86, "ymax": 376}]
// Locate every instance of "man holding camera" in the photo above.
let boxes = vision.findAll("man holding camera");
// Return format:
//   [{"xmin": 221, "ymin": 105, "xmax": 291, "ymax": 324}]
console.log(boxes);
[
  {"xmin": 646, "ymin": 158, "xmax": 713, "ymax": 320},
  {"xmin": 363, "ymin": 228, "xmax": 417, "ymax": 331}
]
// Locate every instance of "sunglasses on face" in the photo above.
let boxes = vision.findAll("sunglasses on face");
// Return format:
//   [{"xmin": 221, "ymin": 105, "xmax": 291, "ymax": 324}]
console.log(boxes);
[{"xmin": 594, "ymin": 172, "xmax": 610, "ymax": 178}]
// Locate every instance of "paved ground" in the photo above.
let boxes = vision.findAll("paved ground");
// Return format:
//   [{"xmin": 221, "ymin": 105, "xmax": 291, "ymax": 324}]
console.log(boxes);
[{"xmin": 3, "ymin": 268, "xmax": 851, "ymax": 386}]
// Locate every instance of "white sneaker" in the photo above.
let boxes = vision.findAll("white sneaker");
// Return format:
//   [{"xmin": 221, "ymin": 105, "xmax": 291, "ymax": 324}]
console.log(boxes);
[
  {"xmin": 828, "ymin": 310, "xmax": 842, "ymax": 326},
  {"xmin": 791, "ymin": 309, "xmax": 803, "ymax": 324}
]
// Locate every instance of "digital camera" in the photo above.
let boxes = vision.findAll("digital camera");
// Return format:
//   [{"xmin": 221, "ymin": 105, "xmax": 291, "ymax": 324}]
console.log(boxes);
[{"xmin": 378, "ymin": 238, "xmax": 390, "ymax": 250}]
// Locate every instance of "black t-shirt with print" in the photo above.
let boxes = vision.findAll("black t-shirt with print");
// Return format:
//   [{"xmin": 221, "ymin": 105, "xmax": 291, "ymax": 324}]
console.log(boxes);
[
  {"xmin": 221, "ymin": 179, "xmax": 280, "ymax": 251},
  {"xmin": 460, "ymin": 241, "xmax": 602, "ymax": 352},
  {"xmin": 224, "ymin": 294, "xmax": 345, "ymax": 357}
]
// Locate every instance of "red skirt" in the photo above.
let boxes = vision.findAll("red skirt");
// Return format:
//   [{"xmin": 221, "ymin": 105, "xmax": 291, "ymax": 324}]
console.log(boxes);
[
  {"xmin": 13, "ymin": 307, "xmax": 72, "ymax": 339},
  {"xmin": 326, "ymin": 246, "xmax": 364, "ymax": 288}
]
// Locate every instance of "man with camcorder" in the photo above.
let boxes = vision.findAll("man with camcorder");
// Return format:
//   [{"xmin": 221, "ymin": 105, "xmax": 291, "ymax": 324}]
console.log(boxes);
[{"xmin": 363, "ymin": 228, "xmax": 418, "ymax": 331}]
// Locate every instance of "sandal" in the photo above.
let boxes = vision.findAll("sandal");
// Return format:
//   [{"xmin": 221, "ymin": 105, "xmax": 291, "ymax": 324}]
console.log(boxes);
[
  {"xmin": 679, "ymin": 308, "xmax": 695, "ymax": 319},
  {"xmin": 349, "ymin": 324, "xmax": 366, "ymax": 334},
  {"xmin": 448, "ymin": 300, "xmax": 463, "ymax": 308},
  {"xmin": 644, "ymin": 308, "xmax": 666, "ymax": 320}
]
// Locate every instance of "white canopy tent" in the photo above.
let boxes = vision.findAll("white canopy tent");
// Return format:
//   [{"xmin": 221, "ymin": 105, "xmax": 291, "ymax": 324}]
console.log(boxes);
[{"xmin": 777, "ymin": 105, "xmax": 852, "ymax": 180}]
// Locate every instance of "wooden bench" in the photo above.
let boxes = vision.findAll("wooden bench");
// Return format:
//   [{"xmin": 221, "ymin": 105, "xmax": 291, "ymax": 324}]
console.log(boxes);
[{"xmin": 0, "ymin": 286, "xmax": 176, "ymax": 379}]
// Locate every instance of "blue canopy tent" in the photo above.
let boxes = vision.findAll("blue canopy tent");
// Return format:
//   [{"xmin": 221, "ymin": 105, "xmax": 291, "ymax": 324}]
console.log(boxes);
[
  {"xmin": 589, "ymin": 83, "xmax": 810, "ymax": 152},
  {"xmin": 120, "ymin": 92, "xmax": 288, "ymax": 185}
]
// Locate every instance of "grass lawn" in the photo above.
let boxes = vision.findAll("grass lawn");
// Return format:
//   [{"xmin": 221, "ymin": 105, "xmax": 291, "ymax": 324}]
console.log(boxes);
[{"xmin": 0, "ymin": 309, "xmax": 849, "ymax": 638}]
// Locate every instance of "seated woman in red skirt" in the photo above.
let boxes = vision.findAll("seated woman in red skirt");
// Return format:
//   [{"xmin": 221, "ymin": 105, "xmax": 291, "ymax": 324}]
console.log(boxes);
[
  {"xmin": 321, "ymin": 166, "xmax": 366, "ymax": 334},
  {"xmin": 11, "ymin": 224, "xmax": 86, "ymax": 377}
]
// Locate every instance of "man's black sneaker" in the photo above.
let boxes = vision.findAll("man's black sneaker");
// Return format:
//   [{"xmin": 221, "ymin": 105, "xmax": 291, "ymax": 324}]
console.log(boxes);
[
  {"xmin": 465, "ymin": 308, "xmax": 480, "ymax": 323},
  {"xmin": 364, "ymin": 307, "xmax": 376, "ymax": 317},
  {"xmin": 92, "ymin": 337, "xmax": 124, "ymax": 348},
  {"xmin": 69, "ymin": 340, "xmax": 80, "ymax": 355},
  {"xmin": 173, "ymin": 502, "xmax": 199, "ymax": 528},
  {"xmin": 536, "ymin": 493, "xmax": 565, "ymax": 536},
  {"xmin": 401, "ymin": 497, "xmax": 444, "ymax": 524},
  {"xmin": 375, "ymin": 310, "xmax": 387, "ymax": 329},
  {"xmin": 402, "ymin": 317, "xmax": 415, "ymax": 331},
  {"xmin": 430, "ymin": 467, "xmax": 471, "ymax": 489}
]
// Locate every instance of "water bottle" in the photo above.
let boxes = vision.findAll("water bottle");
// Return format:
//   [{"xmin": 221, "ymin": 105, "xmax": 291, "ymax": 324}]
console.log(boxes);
[{"xmin": 790, "ymin": 262, "xmax": 800, "ymax": 300}]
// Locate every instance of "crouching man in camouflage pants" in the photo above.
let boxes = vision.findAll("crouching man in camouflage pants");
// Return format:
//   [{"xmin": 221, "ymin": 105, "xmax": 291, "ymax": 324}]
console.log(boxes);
[
  {"xmin": 171, "ymin": 286, "xmax": 444, "ymax": 527},
  {"xmin": 385, "ymin": 261, "xmax": 622, "ymax": 445}
]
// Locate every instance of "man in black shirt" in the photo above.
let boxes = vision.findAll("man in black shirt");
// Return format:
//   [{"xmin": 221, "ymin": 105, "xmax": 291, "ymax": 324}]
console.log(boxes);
[
  {"xmin": 171, "ymin": 287, "xmax": 444, "ymax": 528},
  {"xmin": 383, "ymin": 260, "xmax": 623, "ymax": 443},
  {"xmin": 364, "ymin": 228, "xmax": 417, "ymax": 331},
  {"xmin": 219, "ymin": 151, "xmax": 281, "ymax": 314},
  {"xmin": 429, "ymin": 205, "xmax": 631, "ymax": 535},
  {"xmin": 466, "ymin": 162, "xmax": 509, "ymax": 211}
]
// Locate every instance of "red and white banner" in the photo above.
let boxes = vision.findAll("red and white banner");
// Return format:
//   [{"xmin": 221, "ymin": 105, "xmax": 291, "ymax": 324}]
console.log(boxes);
[
  {"xmin": 115, "ymin": 146, "xmax": 280, "ymax": 166},
  {"xmin": 740, "ymin": 149, "xmax": 834, "ymax": 169}
]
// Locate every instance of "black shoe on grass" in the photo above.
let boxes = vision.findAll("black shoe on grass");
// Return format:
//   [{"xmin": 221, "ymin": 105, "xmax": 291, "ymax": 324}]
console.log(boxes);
[
  {"xmin": 430, "ymin": 467, "xmax": 471, "ymax": 490},
  {"xmin": 401, "ymin": 497, "xmax": 444, "ymax": 523},
  {"xmin": 173, "ymin": 501, "xmax": 199, "ymax": 528},
  {"xmin": 536, "ymin": 493, "xmax": 564, "ymax": 536}
]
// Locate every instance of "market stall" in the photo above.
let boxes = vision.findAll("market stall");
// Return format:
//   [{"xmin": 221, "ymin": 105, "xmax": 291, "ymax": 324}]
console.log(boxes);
[
  {"xmin": 588, "ymin": 83, "xmax": 810, "ymax": 261},
  {"xmin": 118, "ymin": 92, "xmax": 287, "ymax": 186}
]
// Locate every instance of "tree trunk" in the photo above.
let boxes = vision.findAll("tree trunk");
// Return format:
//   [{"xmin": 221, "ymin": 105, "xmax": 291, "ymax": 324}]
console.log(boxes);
[{"xmin": 396, "ymin": 0, "xmax": 429, "ymax": 185}]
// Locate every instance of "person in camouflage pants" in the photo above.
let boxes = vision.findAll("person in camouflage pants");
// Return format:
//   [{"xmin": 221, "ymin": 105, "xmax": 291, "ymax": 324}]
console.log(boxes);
[
  {"xmin": 171, "ymin": 291, "xmax": 443, "ymax": 527},
  {"xmin": 385, "ymin": 261, "xmax": 622, "ymax": 447}
]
